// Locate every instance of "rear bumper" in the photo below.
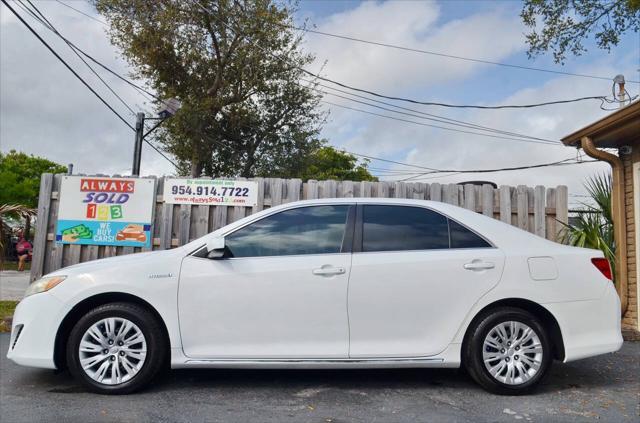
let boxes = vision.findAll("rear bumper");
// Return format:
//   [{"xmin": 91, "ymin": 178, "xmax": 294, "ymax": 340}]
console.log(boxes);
[
  {"xmin": 6, "ymin": 293, "xmax": 63, "ymax": 369},
  {"xmin": 544, "ymin": 283, "xmax": 623, "ymax": 363}
]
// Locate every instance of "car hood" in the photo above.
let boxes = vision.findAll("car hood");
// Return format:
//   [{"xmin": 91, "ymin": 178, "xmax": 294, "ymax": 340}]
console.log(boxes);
[{"xmin": 45, "ymin": 247, "xmax": 187, "ymax": 278}]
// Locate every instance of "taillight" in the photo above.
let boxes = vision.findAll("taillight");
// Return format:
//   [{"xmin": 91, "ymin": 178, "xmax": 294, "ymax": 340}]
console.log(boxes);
[{"xmin": 591, "ymin": 258, "xmax": 612, "ymax": 280}]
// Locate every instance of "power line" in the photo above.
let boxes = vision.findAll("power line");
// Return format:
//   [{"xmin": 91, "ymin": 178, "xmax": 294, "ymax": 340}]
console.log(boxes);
[
  {"xmin": 307, "ymin": 85, "xmax": 560, "ymax": 145},
  {"xmin": 320, "ymin": 100, "xmax": 564, "ymax": 147},
  {"xmin": 189, "ymin": 0, "xmax": 616, "ymax": 111},
  {"xmin": 302, "ymin": 79, "xmax": 559, "ymax": 143},
  {"xmin": 19, "ymin": 4, "xmax": 162, "ymax": 103},
  {"xmin": 290, "ymin": 25, "xmax": 640, "ymax": 84},
  {"xmin": 55, "ymin": 0, "xmax": 107, "ymax": 26},
  {"xmin": 2, "ymin": 0, "xmax": 134, "ymax": 131},
  {"xmin": 20, "ymin": 0, "xmax": 135, "ymax": 116},
  {"xmin": 307, "ymin": 71, "xmax": 608, "ymax": 110},
  {"xmin": 60, "ymin": 0, "xmax": 638, "ymax": 85}
]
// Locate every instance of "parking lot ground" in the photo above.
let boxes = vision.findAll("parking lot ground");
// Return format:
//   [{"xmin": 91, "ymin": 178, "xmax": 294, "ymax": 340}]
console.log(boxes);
[{"xmin": 1, "ymin": 334, "xmax": 638, "ymax": 423}]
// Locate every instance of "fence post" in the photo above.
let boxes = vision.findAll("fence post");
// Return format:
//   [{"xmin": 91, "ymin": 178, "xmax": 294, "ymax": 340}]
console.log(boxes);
[{"xmin": 29, "ymin": 173, "xmax": 53, "ymax": 282}]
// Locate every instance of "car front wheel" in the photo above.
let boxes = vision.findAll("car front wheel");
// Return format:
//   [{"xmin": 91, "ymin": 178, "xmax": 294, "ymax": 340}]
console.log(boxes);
[
  {"xmin": 464, "ymin": 307, "xmax": 552, "ymax": 395},
  {"xmin": 66, "ymin": 302, "xmax": 166, "ymax": 394}
]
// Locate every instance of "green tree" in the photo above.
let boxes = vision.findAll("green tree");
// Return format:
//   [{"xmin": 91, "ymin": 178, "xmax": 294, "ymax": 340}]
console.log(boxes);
[
  {"xmin": 521, "ymin": 0, "xmax": 640, "ymax": 63},
  {"xmin": 561, "ymin": 173, "xmax": 615, "ymax": 277},
  {"xmin": 266, "ymin": 146, "xmax": 377, "ymax": 182},
  {"xmin": 0, "ymin": 150, "xmax": 67, "ymax": 208},
  {"xmin": 95, "ymin": 0, "xmax": 324, "ymax": 178}
]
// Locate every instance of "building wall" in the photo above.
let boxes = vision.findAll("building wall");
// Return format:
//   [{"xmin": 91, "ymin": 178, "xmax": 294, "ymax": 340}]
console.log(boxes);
[{"xmin": 621, "ymin": 146, "xmax": 638, "ymax": 331}]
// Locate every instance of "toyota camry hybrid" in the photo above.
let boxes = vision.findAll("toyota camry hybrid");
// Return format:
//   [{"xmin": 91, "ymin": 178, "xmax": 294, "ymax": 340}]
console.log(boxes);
[{"xmin": 7, "ymin": 198, "xmax": 623, "ymax": 395}]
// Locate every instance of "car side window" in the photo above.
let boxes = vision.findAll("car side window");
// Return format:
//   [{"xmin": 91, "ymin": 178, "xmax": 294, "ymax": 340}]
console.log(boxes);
[
  {"xmin": 225, "ymin": 205, "xmax": 350, "ymax": 258},
  {"xmin": 449, "ymin": 219, "xmax": 491, "ymax": 248},
  {"xmin": 362, "ymin": 205, "xmax": 449, "ymax": 252}
]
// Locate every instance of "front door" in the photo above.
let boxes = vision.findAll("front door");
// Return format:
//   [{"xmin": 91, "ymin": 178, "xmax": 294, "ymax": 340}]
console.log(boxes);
[
  {"xmin": 178, "ymin": 204, "xmax": 354, "ymax": 359},
  {"xmin": 348, "ymin": 204, "xmax": 505, "ymax": 358}
]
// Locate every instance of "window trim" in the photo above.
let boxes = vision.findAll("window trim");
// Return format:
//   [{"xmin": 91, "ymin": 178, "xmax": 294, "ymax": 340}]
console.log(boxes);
[
  {"xmin": 357, "ymin": 203, "xmax": 495, "ymax": 254},
  {"xmin": 209, "ymin": 203, "xmax": 357, "ymax": 259}
]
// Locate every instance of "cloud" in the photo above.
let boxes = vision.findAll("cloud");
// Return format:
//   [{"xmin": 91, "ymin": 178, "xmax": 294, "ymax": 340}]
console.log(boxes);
[
  {"xmin": 0, "ymin": 1, "xmax": 173, "ymax": 177},
  {"xmin": 305, "ymin": 1, "xmax": 524, "ymax": 92}
]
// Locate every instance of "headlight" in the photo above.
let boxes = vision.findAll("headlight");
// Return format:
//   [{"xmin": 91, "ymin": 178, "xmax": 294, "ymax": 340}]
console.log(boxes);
[{"xmin": 24, "ymin": 276, "xmax": 67, "ymax": 297}]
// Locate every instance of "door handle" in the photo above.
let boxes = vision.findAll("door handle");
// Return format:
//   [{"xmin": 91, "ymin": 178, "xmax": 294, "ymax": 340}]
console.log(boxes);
[
  {"xmin": 312, "ymin": 266, "xmax": 346, "ymax": 276},
  {"xmin": 464, "ymin": 261, "xmax": 495, "ymax": 271}
]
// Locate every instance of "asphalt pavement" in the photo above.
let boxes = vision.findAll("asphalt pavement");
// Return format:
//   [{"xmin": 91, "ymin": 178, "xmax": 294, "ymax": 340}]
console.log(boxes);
[{"xmin": 0, "ymin": 334, "xmax": 638, "ymax": 423}]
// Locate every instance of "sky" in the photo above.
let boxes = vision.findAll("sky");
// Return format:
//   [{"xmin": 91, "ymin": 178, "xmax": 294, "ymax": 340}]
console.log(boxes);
[{"xmin": 1, "ymin": 0, "xmax": 639, "ymax": 208}]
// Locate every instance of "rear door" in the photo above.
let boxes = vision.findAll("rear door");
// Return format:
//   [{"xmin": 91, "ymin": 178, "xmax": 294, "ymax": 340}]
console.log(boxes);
[{"xmin": 348, "ymin": 204, "xmax": 504, "ymax": 358}]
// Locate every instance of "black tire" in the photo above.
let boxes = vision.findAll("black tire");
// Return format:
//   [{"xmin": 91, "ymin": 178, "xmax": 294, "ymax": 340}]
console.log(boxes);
[
  {"xmin": 463, "ymin": 307, "xmax": 552, "ymax": 395},
  {"xmin": 66, "ymin": 302, "xmax": 167, "ymax": 395}
]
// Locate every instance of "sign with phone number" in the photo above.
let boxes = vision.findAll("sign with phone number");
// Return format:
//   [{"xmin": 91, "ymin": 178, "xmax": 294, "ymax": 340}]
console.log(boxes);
[{"xmin": 163, "ymin": 179, "xmax": 258, "ymax": 206}]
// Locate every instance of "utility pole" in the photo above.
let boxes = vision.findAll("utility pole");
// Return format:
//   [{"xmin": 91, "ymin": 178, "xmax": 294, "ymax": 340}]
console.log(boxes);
[
  {"xmin": 130, "ymin": 99, "xmax": 181, "ymax": 176},
  {"xmin": 132, "ymin": 112, "xmax": 145, "ymax": 176}
]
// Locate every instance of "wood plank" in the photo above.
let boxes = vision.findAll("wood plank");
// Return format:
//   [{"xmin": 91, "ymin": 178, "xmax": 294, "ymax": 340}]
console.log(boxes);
[
  {"xmin": 555, "ymin": 185, "xmax": 568, "ymax": 241},
  {"xmin": 253, "ymin": 178, "xmax": 265, "ymax": 212},
  {"xmin": 211, "ymin": 205, "xmax": 228, "ymax": 232},
  {"xmin": 516, "ymin": 185, "xmax": 528, "ymax": 230},
  {"xmin": 270, "ymin": 178, "xmax": 284, "ymax": 205},
  {"xmin": 445, "ymin": 184, "xmax": 458, "ymax": 205},
  {"xmin": 159, "ymin": 202, "xmax": 174, "ymax": 249},
  {"xmin": 341, "ymin": 180, "xmax": 355, "ymax": 198},
  {"xmin": 178, "ymin": 204, "xmax": 192, "ymax": 245},
  {"xmin": 482, "ymin": 184, "xmax": 494, "ymax": 217},
  {"xmin": 48, "ymin": 174, "xmax": 65, "ymax": 273},
  {"xmin": 394, "ymin": 182, "xmax": 407, "ymax": 198},
  {"xmin": 545, "ymin": 188, "xmax": 557, "ymax": 241},
  {"xmin": 194, "ymin": 205, "xmax": 210, "ymax": 239},
  {"xmin": 378, "ymin": 181, "xmax": 389, "ymax": 198},
  {"xmin": 429, "ymin": 183, "xmax": 441, "ymax": 202},
  {"xmin": 287, "ymin": 178, "xmax": 302, "ymax": 202},
  {"xmin": 360, "ymin": 181, "xmax": 373, "ymax": 197},
  {"xmin": 30, "ymin": 173, "xmax": 53, "ymax": 281},
  {"xmin": 534, "ymin": 185, "xmax": 546, "ymax": 238},
  {"xmin": 306, "ymin": 180, "xmax": 319, "ymax": 199},
  {"xmin": 463, "ymin": 184, "xmax": 475, "ymax": 211},
  {"xmin": 500, "ymin": 185, "xmax": 511, "ymax": 223}
]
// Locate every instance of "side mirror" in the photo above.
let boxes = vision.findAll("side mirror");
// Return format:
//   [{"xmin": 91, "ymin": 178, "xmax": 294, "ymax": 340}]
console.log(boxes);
[{"xmin": 206, "ymin": 236, "xmax": 226, "ymax": 259}]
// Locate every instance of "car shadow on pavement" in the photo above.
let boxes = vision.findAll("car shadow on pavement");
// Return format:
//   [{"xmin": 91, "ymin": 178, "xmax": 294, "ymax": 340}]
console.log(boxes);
[{"xmin": 12, "ymin": 361, "xmax": 623, "ymax": 397}]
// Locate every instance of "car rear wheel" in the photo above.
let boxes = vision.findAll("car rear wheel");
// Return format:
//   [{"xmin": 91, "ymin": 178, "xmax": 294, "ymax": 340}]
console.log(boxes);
[
  {"xmin": 464, "ymin": 307, "xmax": 552, "ymax": 395},
  {"xmin": 66, "ymin": 302, "xmax": 166, "ymax": 394}
]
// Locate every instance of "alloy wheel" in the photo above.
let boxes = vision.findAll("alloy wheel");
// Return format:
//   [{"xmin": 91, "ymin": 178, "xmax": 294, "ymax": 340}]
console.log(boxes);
[
  {"xmin": 78, "ymin": 317, "xmax": 147, "ymax": 385},
  {"xmin": 482, "ymin": 321, "xmax": 543, "ymax": 385}
]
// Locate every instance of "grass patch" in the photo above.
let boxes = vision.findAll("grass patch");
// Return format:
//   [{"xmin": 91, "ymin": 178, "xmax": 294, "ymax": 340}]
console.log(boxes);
[
  {"xmin": 1, "ymin": 261, "xmax": 30, "ymax": 271},
  {"xmin": 0, "ymin": 300, "xmax": 18, "ymax": 333}
]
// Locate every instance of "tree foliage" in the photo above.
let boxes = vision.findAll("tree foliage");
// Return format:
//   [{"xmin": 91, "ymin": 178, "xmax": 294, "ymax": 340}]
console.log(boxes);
[
  {"xmin": 94, "ymin": 0, "xmax": 325, "ymax": 177},
  {"xmin": 561, "ymin": 173, "xmax": 615, "ymax": 278},
  {"xmin": 521, "ymin": 0, "xmax": 640, "ymax": 63},
  {"xmin": 0, "ymin": 150, "xmax": 67, "ymax": 208},
  {"xmin": 265, "ymin": 145, "xmax": 377, "ymax": 182}
]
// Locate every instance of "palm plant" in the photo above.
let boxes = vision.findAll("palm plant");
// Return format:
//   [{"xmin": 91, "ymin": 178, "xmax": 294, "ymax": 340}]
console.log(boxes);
[
  {"xmin": 561, "ymin": 173, "xmax": 615, "ymax": 278},
  {"xmin": 0, "ymin": 204, "xmax": 37, "ymax": 269}
]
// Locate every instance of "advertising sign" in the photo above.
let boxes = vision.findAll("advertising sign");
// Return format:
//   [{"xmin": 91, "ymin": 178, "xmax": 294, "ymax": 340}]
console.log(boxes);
[
  {"xmin": 56, "ymin": 176, "xmax": 155, "ymax": 247},
  {"xmin": 163, "ymin": 178, "xmax": 258, "ymax": 207}
]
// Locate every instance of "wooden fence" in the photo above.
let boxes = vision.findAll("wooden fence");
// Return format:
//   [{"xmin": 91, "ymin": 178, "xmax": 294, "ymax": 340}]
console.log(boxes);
[{"xmin": 30, "ymin": 174, "xmax": 568, "ymax": 281}]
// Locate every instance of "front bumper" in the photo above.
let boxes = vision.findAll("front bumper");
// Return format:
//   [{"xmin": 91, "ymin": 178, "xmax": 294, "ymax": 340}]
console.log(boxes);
[
  {"xmin": 544, "ymin": 282, "xmax": 623, "ymax": 363},
  {"xmin": 6, "ymin": 292, "xmax": 64, "ymax": 369}
]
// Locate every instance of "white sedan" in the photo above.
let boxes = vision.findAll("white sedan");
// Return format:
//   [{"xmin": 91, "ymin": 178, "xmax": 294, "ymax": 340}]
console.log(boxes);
[{"xmin": 7, "ymin": 198, "xmax": 622, "ymax": 395}]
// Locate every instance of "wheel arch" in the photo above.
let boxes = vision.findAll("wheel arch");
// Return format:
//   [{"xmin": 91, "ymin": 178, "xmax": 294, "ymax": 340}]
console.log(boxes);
[
  {"xmin": 53, "ymin": 292, "xmax": 171, "ymax": 370},
  {"xmin": 461, "ymin": 298, "xmax": 565, "ymax": 362}
]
